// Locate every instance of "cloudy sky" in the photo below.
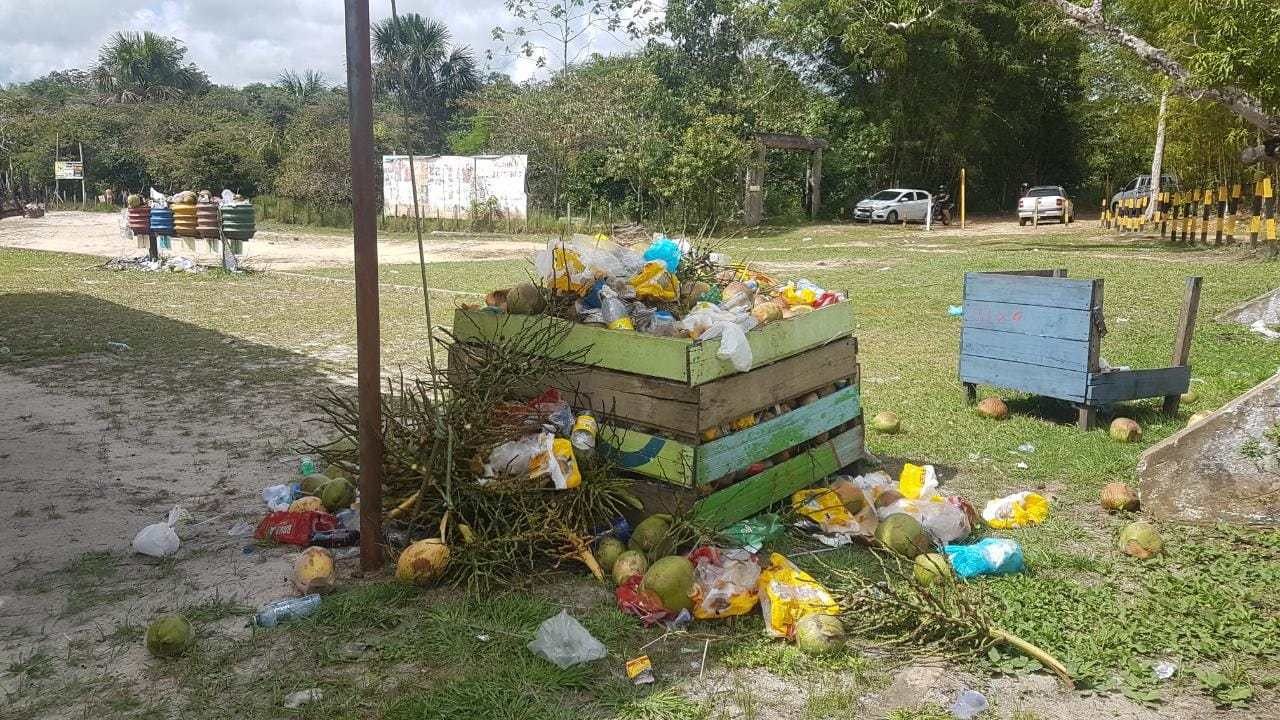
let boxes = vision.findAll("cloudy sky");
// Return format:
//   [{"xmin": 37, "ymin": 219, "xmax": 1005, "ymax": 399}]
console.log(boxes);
[{"xmin": 0, "ymin": 0, "xmax": 645, "ymax": 87}]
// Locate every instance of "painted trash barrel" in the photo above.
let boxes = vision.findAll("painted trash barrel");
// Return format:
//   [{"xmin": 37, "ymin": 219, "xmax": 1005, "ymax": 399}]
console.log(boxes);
[
  {"xmin": 126, "ymin": 207, "xmax": 151, "ymax": 234},
  {"xmin": 149, "ymin": 208, "xmax": 175, "ymax": 235},
  {"xmin": 196, "ymin": 202, "xmax": 220, "ymax": 238},
  {"xmin": 219, "ymin": 204, "xmax": 255, "ymax": 241},
  {"xmin": 171, "ymin": 201, "xmax": 198, "ymax": 237}
]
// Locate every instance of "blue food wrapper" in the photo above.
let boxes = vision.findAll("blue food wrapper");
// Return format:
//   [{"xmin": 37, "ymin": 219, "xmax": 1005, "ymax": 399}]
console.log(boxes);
[{"xmin": 643, "ymin": 238, "xmax": 682, "ymax": 273}]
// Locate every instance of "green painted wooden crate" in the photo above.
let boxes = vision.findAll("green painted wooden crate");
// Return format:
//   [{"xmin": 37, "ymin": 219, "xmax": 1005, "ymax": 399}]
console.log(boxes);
[{"xmin": 451, "ymin": 303, "xmax": 864, "ymax": 527}]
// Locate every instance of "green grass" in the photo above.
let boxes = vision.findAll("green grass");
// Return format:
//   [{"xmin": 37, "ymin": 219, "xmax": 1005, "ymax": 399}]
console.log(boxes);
[{"xmin": 4, "ymin": 221, "xmax": 1280, "ymax": 718}]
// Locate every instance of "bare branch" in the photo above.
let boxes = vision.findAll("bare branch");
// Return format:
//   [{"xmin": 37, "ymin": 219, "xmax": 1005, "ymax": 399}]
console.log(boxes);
[{"xmin": 885, "ymin": 4, "xmax": 943, "ymax": 31}]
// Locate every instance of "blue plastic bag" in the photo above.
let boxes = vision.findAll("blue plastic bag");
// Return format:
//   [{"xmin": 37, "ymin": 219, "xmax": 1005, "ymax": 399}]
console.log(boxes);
[
  {"xmin": 643, "ymin": 238, "xmax": 682, "ymax": 273},
  {"xmin": 944, "ymin": 538, "xmax": 1024, "ymax": 578}
]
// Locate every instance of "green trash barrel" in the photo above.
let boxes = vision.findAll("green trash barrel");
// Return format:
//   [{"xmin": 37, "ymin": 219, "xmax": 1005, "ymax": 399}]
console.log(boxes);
[{"xmin": 220, "ymin": 204, "xmax": 256, "ymax": 241}]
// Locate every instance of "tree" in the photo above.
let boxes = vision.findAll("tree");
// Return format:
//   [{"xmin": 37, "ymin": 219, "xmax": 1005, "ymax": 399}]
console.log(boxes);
[
  {"xmin": 275, "ymin": 70, "xmax": 328, "ymax": 104},
  {"xmin": 90, "ymin": 31, "xmax": 208, "ymax": 104},
  {"xmin": 372, "ymin": 13, "xmax": 479, "ymax": 152},
  {"xmin": 491, "ymin": 0, "xmax": 658, "ymax": 73}
]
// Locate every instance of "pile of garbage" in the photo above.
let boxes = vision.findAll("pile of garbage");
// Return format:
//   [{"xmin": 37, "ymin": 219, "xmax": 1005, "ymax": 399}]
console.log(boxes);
[
  {"xmin": 104, "ymin": 255, "xmax": 205, "ymax": 273},
  {"xmin": 471, "ymin": 234, "xmax": 846, "ymax": 372}
]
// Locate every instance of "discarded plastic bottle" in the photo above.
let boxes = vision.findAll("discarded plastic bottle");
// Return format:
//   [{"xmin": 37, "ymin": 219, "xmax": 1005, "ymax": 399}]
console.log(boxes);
[
  {"xmin": 254, "ymin": 594, "xmax": 321, "ymax": 628},
  {"xmin": 309, "ymin": 528, "xmax": 360, "ymax": 548},
  {"xmin": 720, "ymin": 280, "xmax": 757, "ymax": 311},
  {"xmin": 648, "ymin": 311, "xmax": 675, "ymax": 336},
  {"xmin": 299, "ymin": 456, "xmax": 317, "ymax": 476},
  {"xmin": 950, "ymin": 689, "xmax": 988, "ymax": 719},
  {"xmin": 571, "ymin": 413, "xmax": 598, "ymax": 455},
  {"xmin": 601, "ymin": 295, "xmax": 635, "ymax": 331},
  {"xmin": 335, "ymin": 508, "xmax": 359, "ymax": 531}
]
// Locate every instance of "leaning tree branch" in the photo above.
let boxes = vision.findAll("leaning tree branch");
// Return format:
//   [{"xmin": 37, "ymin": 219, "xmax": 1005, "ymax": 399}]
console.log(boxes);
[
  {"xmin": 1045, "ymin": 0, "xmax": 1279, "ymax": 164},
  {"xmin": 886, "ymin": 4, "xmax": 944, "ymax": 31}
]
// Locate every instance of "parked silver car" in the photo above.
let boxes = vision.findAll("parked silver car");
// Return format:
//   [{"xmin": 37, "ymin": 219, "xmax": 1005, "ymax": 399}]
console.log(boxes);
[
  {"xmin": 1017, "ymin": 185, "xmax": 1073, "ymax": 225},
  {"xmin": 853, "ymin": 188, "xmax": 932, "ymax": 224},
  {"xmin": 1110, "ymin": 174, "xmax": 1179, "ymax": 212}
]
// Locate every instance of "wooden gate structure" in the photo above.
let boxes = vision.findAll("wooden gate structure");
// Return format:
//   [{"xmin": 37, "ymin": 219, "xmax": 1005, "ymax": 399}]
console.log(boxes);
[{"xmin": 744, "ymin": 133, "xmax": 828, "ymax": 227}]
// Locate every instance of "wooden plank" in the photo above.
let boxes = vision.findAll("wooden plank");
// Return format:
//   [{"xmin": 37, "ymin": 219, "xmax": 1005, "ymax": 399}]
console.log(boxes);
[
  {"xmin": 555, "ymin": 368, "xmax": 699, "ymax": 439},
  {"xmin": 696, "ymin": 385, "xmax": 861, "ymax": 483},
  {"xmin": 698, "ymin": 338, "xmax": 858, "ymax": 430},
  {"xmin": 598, "ymin": 426, "xmax": 696, "ymax": 486},
  {"xmin": 959, "ymin": 355, "xmax": 1088, "ymax": 402},
  {"xmin": 687, "ymin": 301, "xmax": 854, "ymax": 385},
  {"xmin": 752, "ymin": 132, "xmax": 829, "ymax": 151},
  {"xmin": 960, "ymin": 327, "xmax": 1090, "ymax": 371},
  {"xmin": 693, "ymin": 423, "xmax": 864, "ymax": 528},
  {"xmin": 1089, "ymin": 366, "xmax": 1191, "ymax": 402},
  {"xmin": 965, "ymin": 273, "xmax": 1096, "ymax": 309},
  {"xmin": 962, "ymin": 300, "xmax": 1092, "ymax": 341},
  {"xmin": 451, "ymin": 309, "xmax": 692, "ymax": 382},
  {"xmin": 1162, "ymin": 276, "xmax": 1202, "ymax": 415}
]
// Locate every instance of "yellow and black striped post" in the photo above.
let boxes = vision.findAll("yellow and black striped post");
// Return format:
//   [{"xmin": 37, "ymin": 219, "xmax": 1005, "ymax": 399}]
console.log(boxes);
[
  {"xmin": 1264, "ymin": 177, "xmax": 1277, "ymax": 254},
  {"xmin": 1166, "ymin": 192, "xmax": 1180, "ymax": 241},
  {"xmin": 1226, "ymin": 183, "xmax": 1241, "ymax": 244},
  {"xmin": 1199, "ymin": 187, "xmax": 1212, "ymax": 244},
  {"xmin": 1214, "ymin": 183, "xmax": 1227, "ymax": 245},
  {"xmin": 1249, "ymin": 180, "xmax": 1263, "ymax": 247}
]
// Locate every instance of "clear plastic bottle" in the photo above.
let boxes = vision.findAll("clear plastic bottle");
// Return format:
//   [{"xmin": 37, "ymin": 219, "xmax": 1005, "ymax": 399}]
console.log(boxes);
[
  {"xmin": 648, "ymin": 310, "xmax": 675, "ymax": 336},
  {"xmin": 298, "ymin": 456, "xmax": 317, "ymax": 475},
  {"xmin": 571, "ymin": 413, "xmax": 597, "ymax": 454},
  {"xmin": 600, "ymin": 288, "xmax": 635, "ymax": 330},
  {"xmin": 720, "ymin": 280, "xmax": 758, "ymax": 311},
  {"xmin": 254, "ymin": 594, "xmax": 321, "ymax": 627}
]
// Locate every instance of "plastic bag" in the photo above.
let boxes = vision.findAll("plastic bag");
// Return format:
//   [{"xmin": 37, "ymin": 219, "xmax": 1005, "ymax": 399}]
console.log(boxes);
[
  {"xmin": 534, "ymin": 238, "xmax": 613, "ymax": 294},
  {"xmin": 484, "ymin": 432, "xmax": 553, "ymax": 479},
  {"xmin": 615, "ymin": 574, "xmax": 675, "ymax": 626},
  {"xmin": 945, "ymin": 538, "xmax": 1024, "ymax": 578},
  {"xmin": 527, "ymin": 609, "xmax": 608, "ymax": 668},
  {"xmin": 254, "ymin": 511, "xmax": 339, "ymax": 546},
  {"xmin": 629, "ymin": 260, "xmax": 678, "ymax": 302},
  {"xmin": 642, "ymin": 237, "xmax": 682, "ymax": 272},
  {"xmin": 548, "ymin": 438, "xmax": 582, "ymax": 490},
  {"xmin": 263, "ymin": 483, "xmax": 295, "ymax": 512},
  {"xmin": 898, "ymin": 463, "xmax": 939, "ymax": 500},
  {"xmin": 713, "ymin": 322, "xmax": 752, "ymax": 372},
  {"xmin": 132, "ymin": 506, "xmax": 190, "ymax": 557},
  {"xmin": 689, "ymin": 547, "xmax": 760, "ymax": 620},
  {"xmin": 718, "ymin": 514, "xmax": 785, "ymax": 553},
  {"xmin": 981, "ymin": 491, "xmax": 1049, "ymax": 529},
  {"xmin": 757, "ymin": 553, "xmax": 840, "ymax": 638},
  {"xmin": 792, "ymin": 488, "xmax": 860, "ymax": 535}
]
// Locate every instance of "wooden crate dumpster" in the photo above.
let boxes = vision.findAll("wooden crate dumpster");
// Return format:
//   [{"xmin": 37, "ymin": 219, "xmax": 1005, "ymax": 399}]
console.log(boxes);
[{"xmin": 451, "ymin": 302, "xmax": 865, "ymax": 528}]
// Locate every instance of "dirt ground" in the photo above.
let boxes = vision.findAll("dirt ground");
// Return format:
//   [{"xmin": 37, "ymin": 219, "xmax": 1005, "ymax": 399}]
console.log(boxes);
[
  {"xmin": 1, "ymin": 212, "xmax": 1267, "ymax": 720},
  {"xmin": 0, "ymin": 210, "xmax": 541, "ymax": 269}
]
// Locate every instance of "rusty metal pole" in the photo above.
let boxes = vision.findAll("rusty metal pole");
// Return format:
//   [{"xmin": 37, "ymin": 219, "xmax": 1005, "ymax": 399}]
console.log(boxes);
[{"xmin": 344, "ymin": 0, "xmax": 383, "ymax": 572}]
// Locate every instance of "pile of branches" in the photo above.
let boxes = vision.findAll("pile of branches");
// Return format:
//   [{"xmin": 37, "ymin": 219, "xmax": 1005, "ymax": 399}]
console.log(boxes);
[{"xmin": 314, "ymin": 311, "xmax": 640, "ymax": 592}]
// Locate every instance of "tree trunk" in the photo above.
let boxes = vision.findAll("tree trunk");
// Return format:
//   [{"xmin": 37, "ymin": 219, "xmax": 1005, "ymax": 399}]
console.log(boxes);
[{"xmin": 1145, "ymin": 90, "xmax": 1168, "ymax": 221}]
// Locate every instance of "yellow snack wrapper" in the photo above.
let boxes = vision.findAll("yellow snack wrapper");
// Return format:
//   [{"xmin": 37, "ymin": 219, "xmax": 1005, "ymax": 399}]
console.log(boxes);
[{"xmin": 757, "ymin": 553, "xmax": 839, "ymax": 638}]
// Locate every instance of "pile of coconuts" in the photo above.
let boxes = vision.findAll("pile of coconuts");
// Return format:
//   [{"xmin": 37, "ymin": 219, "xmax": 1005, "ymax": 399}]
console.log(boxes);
[{"xmin": 596, "ymin": 514, "xmax": 694, "ymax": 614}]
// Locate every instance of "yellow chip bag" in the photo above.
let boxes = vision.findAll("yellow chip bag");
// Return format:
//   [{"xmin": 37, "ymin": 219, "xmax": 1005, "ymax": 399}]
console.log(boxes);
[{"xmin": 757, "ymin": 553, "xmax": 839, "ymax": 638}]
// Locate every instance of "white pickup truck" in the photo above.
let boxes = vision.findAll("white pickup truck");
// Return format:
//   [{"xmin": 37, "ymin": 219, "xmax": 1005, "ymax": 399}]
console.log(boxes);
[{"xmin": 1017, "ymin": 185, "xmax": 1073, "ymax": 225}]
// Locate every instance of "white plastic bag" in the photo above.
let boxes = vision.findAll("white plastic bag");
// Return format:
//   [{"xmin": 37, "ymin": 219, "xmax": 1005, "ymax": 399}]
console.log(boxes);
[
  {"xmin": 527, "ymin": 609, "xmax": 607, "ymax": 668},
  {"xmin": 262, "ymin": 483, "xmax": 294, "ymax": 512},
  {"xmin": 132, "ymin": 506, "xmax": 190, "ymax": 557},
  {"xmin": 714, "ymin": 322, "xmax": 753, "ymax": 372}
]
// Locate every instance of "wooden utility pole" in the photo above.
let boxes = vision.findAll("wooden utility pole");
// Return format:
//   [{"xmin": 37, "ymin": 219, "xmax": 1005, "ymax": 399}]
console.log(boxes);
[
  {"xmin": 344, "ymin": 0, "xmax": 383, "ymax": 572},
  {"xmin": 1162, "ymin": 276, "xmax": 1202, "ymax": 416},
  {"xmin": 960, "ymin": 168, "xmax": 966, "ymax": 229},
  {"xmin": 78, "ymin": 142, "xmax": 86, "ymax": 207}
]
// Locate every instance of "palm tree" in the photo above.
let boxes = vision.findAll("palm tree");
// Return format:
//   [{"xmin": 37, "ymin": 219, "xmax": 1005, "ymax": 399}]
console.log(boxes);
[
  {"xmin": 91, "ymin": 31, "xmax": 208, "ymax": 103},
  {"xmin": 275, "ymin": 69, "xmax": 328, "ymax": 104},
  {"xmin": 372, "ymin": 14, "xmax": 479, "ymax": 147}
]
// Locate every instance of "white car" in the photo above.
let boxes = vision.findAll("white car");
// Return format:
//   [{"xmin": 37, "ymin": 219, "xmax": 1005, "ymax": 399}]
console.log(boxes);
[
  {"xmin": 1017, "ymin": 185, "xmax": 1073, "ymax": 225},
  {"xmin": 853, "ymin": 188, "xmax": 932, "ymax": 224}
]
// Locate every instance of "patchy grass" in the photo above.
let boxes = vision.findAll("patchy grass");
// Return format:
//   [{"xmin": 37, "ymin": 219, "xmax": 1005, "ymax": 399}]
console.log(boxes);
[{"xmin": 4, "ymin": 221, "xmax": 1280, "ymax": 718}]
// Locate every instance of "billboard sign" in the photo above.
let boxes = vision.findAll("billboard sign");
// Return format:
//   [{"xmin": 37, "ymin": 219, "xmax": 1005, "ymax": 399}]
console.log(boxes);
[
  {"xmin": 382, "ymin": 154, "xmax": 528, "ymax": 220},
  {"xmin": 55, "ymin": 161, "xmax": 84, "ymax": 180}
]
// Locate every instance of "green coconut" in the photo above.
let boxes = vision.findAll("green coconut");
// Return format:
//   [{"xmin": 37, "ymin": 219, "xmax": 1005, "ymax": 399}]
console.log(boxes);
[
  {"xmin": 794, "ymin": 614, "xmax": 846, "ymax": 656},
  {"xmin": 870, "ymin": 411, "xmax": 901, "ymax": 434},
  {"xmin": 1180, "ymin": 388, "xmax": 1200, "ymax": 404},
  {"xmin": 596, "ymin": 537, "xmax": 626, "ymax": 574},
  {"xmin": 322, "ymin": 464, "xmax": 348, "ymax": 480},
  {"xmin": 640, "ymin": 555, "xmax": 695, "ymax": 613},
  {"xmin": 317, "ymin": 478, "xmax": 356, "ymax": 511},
  {"xmin": 126, "ymin": 193, "xmax": 143, "ymax": 208},
  {"xmin": 1118, "ymin": 521, "xmax": 1163, "ymax": 559},
  {"xmin": 875, "ymin": 513, "xmax": 932, "ymax": 558},
  {"xmin": 300, "ymin": 473, "xmax": 331, "ymax": 496},
  {"xmin": 612, "ymin": 550, "xmax": 649, "ymax": 584},
  {"xmin": 912, "ymin": 553, "xmax": 953, "ymax": 586},
  {"xmin": 506, "ymin": 282, "xmax": 547, "ymax": 315},
  {"xmin": 146, "ymin": 615, "xmax": 195, "ymax": 658},
  {"xmin": 629, "ymin": 514, "xmax": 675, "ymax": 561},
  {"xmin": 976, "ymin": 397, "xmax": 1009, "ymax": 420}
]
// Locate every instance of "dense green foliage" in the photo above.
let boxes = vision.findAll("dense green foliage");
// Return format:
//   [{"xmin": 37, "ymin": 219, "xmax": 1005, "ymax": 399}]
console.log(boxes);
[{"xmin": 1, "ymin": 1, "xmax": 1275, "ymax": 219}]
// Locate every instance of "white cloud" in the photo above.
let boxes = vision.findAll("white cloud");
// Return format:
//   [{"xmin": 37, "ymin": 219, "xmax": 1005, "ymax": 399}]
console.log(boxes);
[{"xmin": 0, "ymin": 0, "xmax": 649, "ymax": 87}]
